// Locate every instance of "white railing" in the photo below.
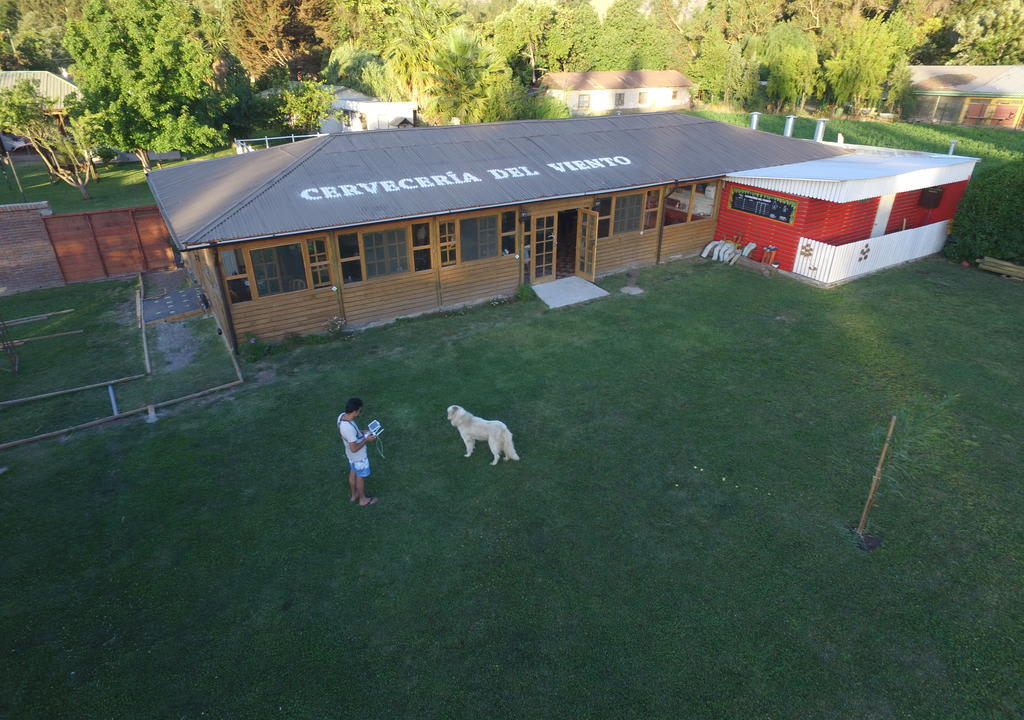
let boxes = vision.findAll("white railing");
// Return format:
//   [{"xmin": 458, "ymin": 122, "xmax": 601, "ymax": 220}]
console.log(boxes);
[
  {"xmin": 234, "ymin": 134, "xmax": 325, "ymax": 154},
  {"xmin": 791, "ymin": 221, "xmax": 949, "ymax": 285}
]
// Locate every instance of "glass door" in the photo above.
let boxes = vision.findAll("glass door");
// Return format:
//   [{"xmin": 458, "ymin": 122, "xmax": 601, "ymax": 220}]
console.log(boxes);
[
  {"xmin": 531, "ymin": 214, "xmax": 555, "ymax": 283},
  {"xmin": 576, "ymin": 209, "xmax": 598, "ymax": 281}
]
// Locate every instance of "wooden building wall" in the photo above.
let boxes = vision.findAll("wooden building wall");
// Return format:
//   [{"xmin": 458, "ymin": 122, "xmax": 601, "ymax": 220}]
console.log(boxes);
[{"xmin": 186, "ymin": 181, "xmax": 724, "ymax": 345}]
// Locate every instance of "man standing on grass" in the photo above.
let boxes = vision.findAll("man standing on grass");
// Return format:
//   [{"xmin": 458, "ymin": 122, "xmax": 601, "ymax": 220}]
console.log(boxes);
[{"xmin": 337, "ymin": 397, "xmax": 378, "ymax": 506}]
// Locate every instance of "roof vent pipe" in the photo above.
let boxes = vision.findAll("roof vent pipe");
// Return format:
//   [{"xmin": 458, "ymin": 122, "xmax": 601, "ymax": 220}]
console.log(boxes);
[
  {"xmin": 783, "ymin": 115, "xmax": 797, "ymax": 137},
  {"xmin": 813, "ymin": 118, "xmax": 827, "ymax": 142},
  {"xmin": 749, "ymin": 112, "xmax": 761, "ymax": 130},
  {"xmin": 948, "ymin": 140, "xmax": 959, "ymax": 155}
]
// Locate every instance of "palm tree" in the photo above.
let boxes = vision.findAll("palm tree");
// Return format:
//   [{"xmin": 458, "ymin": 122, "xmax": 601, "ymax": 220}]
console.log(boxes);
[{"xmin": 425, "ymin": 27, "xmax": 505, "ymax": 124}]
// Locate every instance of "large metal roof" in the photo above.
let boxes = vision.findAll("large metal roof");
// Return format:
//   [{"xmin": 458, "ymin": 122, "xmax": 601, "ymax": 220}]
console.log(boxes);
[{"xmin": 148, "ymin": 113, "xmax": 849, "ymax": 249}]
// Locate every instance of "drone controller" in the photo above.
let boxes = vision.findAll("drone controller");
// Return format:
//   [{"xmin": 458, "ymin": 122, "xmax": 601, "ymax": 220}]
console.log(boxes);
[{"xmin": 367, "ymin": 419, "xmax": 383, "ymax": 437}]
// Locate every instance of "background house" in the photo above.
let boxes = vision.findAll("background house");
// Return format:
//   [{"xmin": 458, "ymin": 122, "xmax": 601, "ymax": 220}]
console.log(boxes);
[
  {"xmin": 319, "ymin": 87, "xmax": 416, "ymax": 133},
  {"xmin": 538, "ymin": 71, "xmax": 692, "ymax": 116},
  {"xmin": 0, "ymin": 70, "xmax": 80, "ymax": 130},
  {"xmin": 907, "ymin": 65, "xmax": 1024, "ymax": 130}
]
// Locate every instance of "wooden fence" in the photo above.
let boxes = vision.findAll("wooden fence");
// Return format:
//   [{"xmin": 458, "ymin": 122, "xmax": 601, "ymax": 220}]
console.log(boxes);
[
  {"xmin": 791, "ymin": 221, "xmax": 948, "ymax": 285},
  {"xmin": 42, "ymin": 206, "xmax": 175, "ymax": 283}
]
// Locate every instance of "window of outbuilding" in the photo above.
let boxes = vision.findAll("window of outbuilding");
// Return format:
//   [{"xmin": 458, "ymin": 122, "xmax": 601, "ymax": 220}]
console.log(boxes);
[
  {"xmin": 460, "ymin": 216, "xmax": 498, "ymax": 261},
  {"xmin": 501, "ymin": 211, "xmax": 517, "ymax": 255},
  {"xmin": 412, "ymin": 222, "xmax": 432, "ymax": 271},
  {"xmin": 251, "ymin": 243, "xmax": 307, "ymax": 297},
  {"xmin": 578, "ymin": 94, "xmax": 590, "ymax": 110},
  {"xmin": 638, "ymin": 91, "xmax": 648, "ymax": 106},
  {"xmin": 338, "ymin": 232, "xmax": 362, "ymax": 283},
  {"xmin": 306, "ymin": 237, "xmax": 331, "ymax": 288},
  {"xmin": 439, "ymin": 221, "xmax": 457, "ymax": 266},
  {"xmin": 363, "ymin": 228, "xmax": 409, "ymax": 278},
  {"xmin": 220, "ymin": 248, "xmax": 251, "ymax": 303},
  {"xmin": 663, "ymin": 185, "xmax": 693, "ymax": 225},
  {"xmin": 615, "ymin": 93, "xmax": 625, "ymax": 107},
  {"xmin": 594, "ymin": 196, "xmax": 612, "ymax": 238},
  {"xmin": 613, "ymin": 193, "xmax": 643, "ymax": 234}
]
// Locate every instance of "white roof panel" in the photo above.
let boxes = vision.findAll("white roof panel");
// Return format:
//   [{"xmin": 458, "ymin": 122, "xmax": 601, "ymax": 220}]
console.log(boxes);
[{"xmin": 726, "ymin": 150, "xmax": 978, "ymax": 203}]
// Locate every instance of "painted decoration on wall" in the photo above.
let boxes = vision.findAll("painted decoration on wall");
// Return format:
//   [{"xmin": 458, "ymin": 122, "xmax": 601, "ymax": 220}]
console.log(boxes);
[{"xmin": 729, "ymin": 188, "xmax": 798, "ymax": 224}]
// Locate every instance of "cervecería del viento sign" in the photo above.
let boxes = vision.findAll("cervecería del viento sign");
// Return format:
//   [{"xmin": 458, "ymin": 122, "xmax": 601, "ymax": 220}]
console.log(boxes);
[
  {"xmin": 299, "ymin": 156, "xmax": 635, "ymax": 201},
  {"xmin": 728, "ymin": 187, "xmax": 798, "ymax": 224}
]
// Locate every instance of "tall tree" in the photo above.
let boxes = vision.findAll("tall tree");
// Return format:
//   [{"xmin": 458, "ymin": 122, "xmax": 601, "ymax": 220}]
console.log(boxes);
[
  {"xmin": 383, "ymin": 0, "xmax": 462, "ymax": 104},
  {"xmin": 593, "ymin": 0, "xmax": 673, "ymax": 71},
  {"xmin": 821, "ymin": 14, "xmax": 913, "ymax": 111},
  {"xmin": 224, "ymin": 0, "xmax": 334, "ymax": 81},
  {"xmin": 490, "ymin": 0, "xmax": 557, "ymax": 83},
  {"xmin": 544, "ymin": 2, "xmax": 599, "ymax": 73},
  {"xmin": 760, "ymin": 22, "xmax": 819, "ymax": 110},
  {"xmin": 951, "ymin": 0, "xmax": 1024, "ymax": 64},
  {"xmin": 64, "ymin": 0, "xmax": 226, "ymax": 171},
  {"xmin": 0, "ymin": 80, "xmax": 94, "ymax": 199},
  {"xmin": 424, "ymin": 26, "xmax": 504, "ymax": 124}
]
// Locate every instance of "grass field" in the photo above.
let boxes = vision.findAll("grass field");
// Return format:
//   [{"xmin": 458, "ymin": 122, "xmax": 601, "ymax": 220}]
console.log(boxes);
[
  {"xmin": 0, "ymin": 147, "xmax": 234, "ymax": 213},
  {"xmin": 2, "ymin": 258, "xmax": 1022, "ymax": 718},
  {"xmin": 0, "ymin": 278, "xmax": 238, "ymax": 445}
]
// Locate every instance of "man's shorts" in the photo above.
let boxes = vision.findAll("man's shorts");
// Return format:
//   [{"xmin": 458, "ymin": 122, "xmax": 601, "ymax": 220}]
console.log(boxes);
[{"xmin": 349, "ymin": 458, "xmax": 371, "ymax": 478}]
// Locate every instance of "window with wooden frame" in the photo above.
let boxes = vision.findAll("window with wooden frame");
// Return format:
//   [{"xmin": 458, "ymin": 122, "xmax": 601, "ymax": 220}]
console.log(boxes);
[
  {"xmin": 594, "ymin": 196, "xmax": 612, "ymax": 238},
  {"xmin": 412, "ymin": 222, "xmax": 432, "ymax": 271},
  {"xmin": 662, "ymin": 184, "xmax": 693, "ymax": 226},
  {"xmin": 459, "ymin": 215, "xmax": 498, "ymax": 261},
  {"xmin": 613, "ymin": 193, "xmax": 643, "ymax": 234},
  {"xmin": 251, "ymin": 242, "xmax": 307, "ymax": 297},
  {"xmin": 615, "ymin": 92, "xmax": 625, "ymax": 107},
  {"xmin": 220, "ymin": 248, "xmax": 251, "ymax": 303},
  {"xmin": 306, "ymin": 237, "xmax": 331, "ymax": 288},
  {"xmin": 338, "ymin": 231, "xmax": 362, "ymax": 284},
  {"xmin": 500, "ymin": 210, "xmax": 517, "ymax": 255},
  {"xmin": 363, "ymin": 227, "xmax": 409, "ymax": 278},
  {"xmin": 577, "ymin": 94, "xmax": 590, "ymax": 110},
  {"xmin": 439, "ymin": 221, "xmax": 457, "ymax": 266},
  {"xmin": 691, "ymin": 182, "xmax": 717, "ymax": 220},
  {"xmin": 643, "ymin": 189, "xmax": 660, "ymax": 230},
  {"xmin": 638, "ymin": 91, "xmax": 649, "ymax": 106}
]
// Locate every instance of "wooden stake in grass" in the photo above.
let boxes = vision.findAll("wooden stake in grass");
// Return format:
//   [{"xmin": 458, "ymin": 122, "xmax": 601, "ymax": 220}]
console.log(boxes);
[{"xmin": 857, "ymin": 415, "xmax": 898, "ymax": 537}]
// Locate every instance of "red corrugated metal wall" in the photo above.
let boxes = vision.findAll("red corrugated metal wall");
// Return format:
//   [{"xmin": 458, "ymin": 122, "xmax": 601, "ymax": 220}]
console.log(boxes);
[
  {"xmin": 716, "ymin": 182, "xmax": 879, "ymax": 271},
  {"xmin": 885, "ymin": 180, "xmax": 968, "ymax": 234}
]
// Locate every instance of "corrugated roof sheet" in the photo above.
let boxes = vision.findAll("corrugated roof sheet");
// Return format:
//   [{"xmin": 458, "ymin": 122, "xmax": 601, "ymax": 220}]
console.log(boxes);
[
  {"xmin": 148, "ymin": 112, "xmax": 849, "ymax": 249},
  {"xmin": 910, "ymin": 65, "xmax": 1024, "ymax": 96},
  {"xmin": 539, "ymin": 71, "xmax": 693, "ymax": 91},
  {"xmin": 726, "ymin": 152, "xmax": 978, "ymax": 203},
  {"xmin": 0, "ymin": 70, "xmax": 80, "ymax": 110}
]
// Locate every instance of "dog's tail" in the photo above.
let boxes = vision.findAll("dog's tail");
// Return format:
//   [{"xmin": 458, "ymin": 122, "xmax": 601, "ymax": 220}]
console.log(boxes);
[{"xmin": 502, "ymin": 429, "xmax": 520, "ymax": 461}]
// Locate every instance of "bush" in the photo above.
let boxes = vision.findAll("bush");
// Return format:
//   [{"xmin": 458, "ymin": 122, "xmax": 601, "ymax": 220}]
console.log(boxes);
[{"xmin": 944, "ymin": 160, "xmax": 1024, "ymax": 263}]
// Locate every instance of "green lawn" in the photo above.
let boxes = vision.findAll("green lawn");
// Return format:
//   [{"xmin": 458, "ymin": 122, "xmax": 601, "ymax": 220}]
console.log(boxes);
[
  {"xmin": 0, "ymin": 279, "xmax": 238, "ymax": 445},
  {"xmin": 0, "ymin": 147, "xmax": 235, "ymax": 213},
  {"xmin": 2, "ymin": 258, "xmax": 1022, "ymax": 718}
]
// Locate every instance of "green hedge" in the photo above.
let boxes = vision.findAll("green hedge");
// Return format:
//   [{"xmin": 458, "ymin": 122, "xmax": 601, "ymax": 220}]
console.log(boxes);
[{"xmin": 943, "ymin": 160, "xmax": 1024, "ymax": 263}]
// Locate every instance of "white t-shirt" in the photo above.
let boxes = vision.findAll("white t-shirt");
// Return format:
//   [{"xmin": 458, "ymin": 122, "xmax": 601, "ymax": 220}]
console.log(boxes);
[{"xmin": 338, "ymin": 415, "xmax": 368, "ymax": 463}]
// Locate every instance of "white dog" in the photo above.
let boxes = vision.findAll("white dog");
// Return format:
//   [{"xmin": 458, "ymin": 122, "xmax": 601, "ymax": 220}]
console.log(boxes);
[{"xmin": 447, "ymin": 405, "xmax": 520, "ymax": 465}]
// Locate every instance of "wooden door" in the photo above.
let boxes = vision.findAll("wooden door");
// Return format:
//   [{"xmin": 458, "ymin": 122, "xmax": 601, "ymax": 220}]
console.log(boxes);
[
  {"xmin": 531, "ymin": 214, "xmax": 556, "ymax": 283},
  {"xmin": 576, "ymin": 209, "xmax": 598, "ymax": 281}
]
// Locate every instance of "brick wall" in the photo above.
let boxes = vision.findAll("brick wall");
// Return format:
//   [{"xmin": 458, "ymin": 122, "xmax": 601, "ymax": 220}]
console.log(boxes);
[{"xmin": 0, "ymin": 202, "xmax": 64, "ymax": 296}]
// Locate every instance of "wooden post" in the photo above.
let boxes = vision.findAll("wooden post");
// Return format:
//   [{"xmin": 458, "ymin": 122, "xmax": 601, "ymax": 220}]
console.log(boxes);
[{"xmin": 857, "ymin": 415, "xmax": 897, "ymax": 536}]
